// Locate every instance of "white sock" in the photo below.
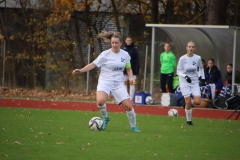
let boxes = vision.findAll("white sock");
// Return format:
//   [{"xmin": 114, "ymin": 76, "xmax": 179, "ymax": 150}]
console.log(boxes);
[
  {"xmin": 129, "ymin": 85, "xmax": 135, "ymax": 100},
  {"xmin": 97, "ymin": 104, "xmax": 108, "ymax": 118},
  {"xmin": 126, "ymin": 108, "xmax": 136, "ymax": 128},
  {"xmin": 185, "ymin": 109, "xmax": 192, "ymax": 121}
]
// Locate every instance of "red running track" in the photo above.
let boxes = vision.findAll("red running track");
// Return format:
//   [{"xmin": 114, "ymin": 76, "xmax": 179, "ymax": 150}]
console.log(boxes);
[{"xmin": 0, "ymin": 98, "xmax": 239, "ymax": 120}]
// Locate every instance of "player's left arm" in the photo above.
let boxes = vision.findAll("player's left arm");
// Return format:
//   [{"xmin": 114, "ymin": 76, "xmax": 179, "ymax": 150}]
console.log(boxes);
[
  {"xmin": 198, "ymin": 58, "xmax": 205, "ymax": 79},
  {"xmin": 126, "ymin": 62, "xmax": 135, "ymax": 85},
  {"xmin": 172, "ymin": 54, "xmax": 177, "ymax": 70}
]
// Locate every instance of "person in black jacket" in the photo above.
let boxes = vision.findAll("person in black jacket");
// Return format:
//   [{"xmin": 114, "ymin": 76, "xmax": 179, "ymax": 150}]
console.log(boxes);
[
  {"xmin": 123, "ymin": 36, "xmax": 140, "ymax": 102},
  {"xmin": 225, "ymin": 63, "xmax": 233, "ymax": 85},
  {"xmin": 205, "ymin": 58, "xmax": 223, "ymax": 99},
  {"xmin": 225, "ymin": 63, "xmax": 240, "ymax": 84},
  {"xmin": 201, "ymin": 59, "xmax": 207, "ymax": 72}
]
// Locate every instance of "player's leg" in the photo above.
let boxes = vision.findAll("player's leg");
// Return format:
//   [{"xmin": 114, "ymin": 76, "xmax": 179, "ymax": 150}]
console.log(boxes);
[
  {"xmin": 112, "ymin": 84, "xmax": 141, "ymax": 132},
  {"xmin": 184, "ymin": 96, "xmax": 193, "ymax": 125},
  {"xmin": 161, "ymin": 73, "xmax": 167, "ymax": 93},
  {"xmin": 192, "ymin": 84, "xmax": 201, "ymax": 106},
  {"xmin": 124, "ymin": 74, "xmax": 128, "ymax": 91},
  {"xmin": 180, "ymin": 85, "xmax": 193, "ymax": 125},
  {"xmin": 96, "ymin": 83, "xmax": 110, "ymax": 130},
  {"xmin": 167, "ymin": 72, "xmax": 174, "ymax": 93},
  {"xmin": 129, "ymin": 75, "xmax": 136, "ymax": 102}
]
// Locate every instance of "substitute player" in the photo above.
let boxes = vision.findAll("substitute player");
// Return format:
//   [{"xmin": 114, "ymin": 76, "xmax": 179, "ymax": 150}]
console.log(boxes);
[
  {"xmin": 177, "ymin": 41, "xmax": 205, "ymax": 125},
  {"xmin": 72, "ymin": 30, "xmax": 141, "ymax": 132}
]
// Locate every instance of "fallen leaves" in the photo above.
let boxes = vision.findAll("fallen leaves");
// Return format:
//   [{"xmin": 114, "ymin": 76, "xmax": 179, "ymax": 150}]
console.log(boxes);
[
  {"xmin": 0, "ymin": 88, "xmax": 105, "ymax": 101},
  {"xmin": 155, "ymin": 134, "xmax": 162, "ymax": 138},
  {"xmin": 13, "ymin": 141, "xmax": 21, "ymax": 145}
]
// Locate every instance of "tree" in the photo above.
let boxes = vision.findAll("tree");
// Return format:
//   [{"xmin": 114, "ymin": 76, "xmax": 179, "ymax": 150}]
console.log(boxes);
[
  {"xmin": 206, "ymin": 0, "xmax": 229, "ymax": 25},
  {"xmin": 151, "ymin": 0, "xmax": 159, "ymax": 23}
]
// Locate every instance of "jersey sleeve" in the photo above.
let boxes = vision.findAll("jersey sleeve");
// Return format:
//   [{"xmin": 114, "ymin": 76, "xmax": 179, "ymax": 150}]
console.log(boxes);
[
  {"xmin": 177, "ymin": 57, "xmax": 186, "ymax": 78},
  {"xmin": 126, "ymin": 53, "xmax": 131, "ymax": 63},
  {"xmin": 172, "ymin": 54, "xmax": 177, "ymax": 69},
  {"xmin": 198, "ymin": 57, "xmax": 205, "ymax": 79},
  {"xmin": 160, "ymin": 53, "xmax": 163, "ymax": 63},
  {"xmin": 93, "ymin": 51, "xmax": 108, "ymax": 67}
]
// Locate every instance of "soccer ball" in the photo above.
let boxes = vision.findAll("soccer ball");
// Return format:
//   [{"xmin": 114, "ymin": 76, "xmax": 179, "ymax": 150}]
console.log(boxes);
[
  {"xmin": 89, "ymin": 117, "xmax": 103, "ymax": 131},
  {"xmin": 168, "ymin": 109, "xmax": 178, "ymax": 116},
  {"xmin": 145, "ymin": 96, "xmax": 154, "ymax": 105}
]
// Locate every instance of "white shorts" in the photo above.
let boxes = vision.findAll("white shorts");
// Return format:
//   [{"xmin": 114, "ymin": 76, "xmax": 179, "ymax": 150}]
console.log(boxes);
[
  {"xmin": 180, "ymin": 83, "xmax": 201, "ymax": 98},
  {"xmin": 97, "ymin": 80, "xmax": 130, "ymax": 104},
  {"xmin": 124, "ymin": 75, "xmax": 137, "ymax": 81}
]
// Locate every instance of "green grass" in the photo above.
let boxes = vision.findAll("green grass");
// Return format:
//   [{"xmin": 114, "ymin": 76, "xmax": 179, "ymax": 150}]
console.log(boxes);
[{"xmin": 0, "ymin": 107, "xmax": 240, "ymax": 160}]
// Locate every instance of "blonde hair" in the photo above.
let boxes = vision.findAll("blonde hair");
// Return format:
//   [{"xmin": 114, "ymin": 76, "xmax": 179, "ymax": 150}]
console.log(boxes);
[
  {"xmin": 97, "ymin": 30, "xmax": 123, "ymax": 42},
  {"xmin": 187, "ymin": 40, "xmax": 195, "ymax": 46}
]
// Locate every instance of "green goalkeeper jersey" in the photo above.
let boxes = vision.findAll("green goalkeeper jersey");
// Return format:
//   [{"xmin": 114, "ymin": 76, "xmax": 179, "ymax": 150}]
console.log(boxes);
[{"xmin": 160, "ymin": 51, "xmax": 176, "ymax": 74}]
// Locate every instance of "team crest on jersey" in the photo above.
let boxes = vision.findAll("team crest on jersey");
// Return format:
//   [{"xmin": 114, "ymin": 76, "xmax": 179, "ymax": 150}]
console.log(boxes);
[
  {"xmin": 121, "ymin": 57, "xmax": 125, "ymax": 62},
  {"xmin": 192, "ymin": 61, "xmax": 196, "ymax": 66}
]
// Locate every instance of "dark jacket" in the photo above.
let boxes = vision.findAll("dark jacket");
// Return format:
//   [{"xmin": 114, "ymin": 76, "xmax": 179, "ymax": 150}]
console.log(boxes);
[
  {"xmin": 225, "ymin": 71, "xmax": 232, "ymax": 85},
  {"xmin": 122, "ymin": 43, "xmax": 139, "ymax": 75},
  {"xmin": 225, "ymin": 70, "xmax": 240, "ymax": 85},
  {"xmin": 205, "ymin": 65, "xmax": 223, "ymax": 90}
]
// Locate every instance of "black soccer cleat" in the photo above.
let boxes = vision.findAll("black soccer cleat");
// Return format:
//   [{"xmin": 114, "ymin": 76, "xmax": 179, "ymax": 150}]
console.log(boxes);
[{"xmin": 186, "ymin": 121, "xmax": 193, "ymax": 125}]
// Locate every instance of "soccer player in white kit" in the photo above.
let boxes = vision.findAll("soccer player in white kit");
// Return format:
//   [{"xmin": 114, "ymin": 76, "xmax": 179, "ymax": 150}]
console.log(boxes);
[
  {"xmin": 72, "ymin": 30, "xmax": 141, "ymax": 132},
  {"xmin": 177, "ymin": 41, "xmax": 205, "ymax": 125}
]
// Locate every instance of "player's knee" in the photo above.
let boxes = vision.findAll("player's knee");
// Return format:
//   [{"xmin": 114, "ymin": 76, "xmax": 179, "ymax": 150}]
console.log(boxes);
[
  {"xmin": 193, "ymin": 97, "xmax": 201, "ymax": 105},
  {"xmin": 194, "ymin": 100, "xmax": 201, "ymax": 105},
  {"xmin": 97, "ymin": 100, "xmax": 105, "ymax": 107},
  {"xmin": 184, "ymin": 98, "xmax": 191, "ymax": 104},
  {"xmin": 125, "ymin": 106, "xmax": 132, "ymax": 111},
  {"xmin": 123, "ymin": 103, "xmax": 132, "ymax": 111}
]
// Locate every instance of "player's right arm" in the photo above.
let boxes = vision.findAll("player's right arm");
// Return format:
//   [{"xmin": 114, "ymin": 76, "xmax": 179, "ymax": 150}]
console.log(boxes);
[
  {"xmin": 72, "ymin": 63, "xmax": 96, "ymax": 74},
  {"xmin": 177, "ymin": 57, "xmax": 186, "ymax": 78}
]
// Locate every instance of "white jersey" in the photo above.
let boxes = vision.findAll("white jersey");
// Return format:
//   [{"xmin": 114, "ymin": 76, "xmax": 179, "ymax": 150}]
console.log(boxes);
[
  {"xmin": 177, "ymin": 54, "xmax": 205, "ymax": 86},
  {"xmin": 93, "ymin": 49, "xmax": 130, "ymax": 83}
]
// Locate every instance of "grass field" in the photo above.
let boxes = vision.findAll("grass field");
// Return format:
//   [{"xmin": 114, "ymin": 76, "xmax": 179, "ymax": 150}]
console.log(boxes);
[{"xmin": 0, "ymin": 107, "xmax": 240, "ymax": 160}]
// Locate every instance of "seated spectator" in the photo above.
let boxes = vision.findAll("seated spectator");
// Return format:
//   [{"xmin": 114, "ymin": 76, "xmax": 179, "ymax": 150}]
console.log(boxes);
[
  {"xmin": 198, "ymin": 59, "xmax": 207, "ymax": 86},
  {"xmin": 205, "ymin": 58, "xmax": 223, "ymax": 100},
  {"xmin": 224, "ymin": 63, "xmax": 240, "ymax": 92},
  {"xmin": 225, "ymin": 63, "xmax": 233, "ymax": 85},
  {"xmin": 201, "ymin": 59, "xmax": 207, "ymax": 71}
]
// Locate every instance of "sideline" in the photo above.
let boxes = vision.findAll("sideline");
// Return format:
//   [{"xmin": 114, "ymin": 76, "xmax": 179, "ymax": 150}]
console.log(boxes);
[{"xmin": 0, "ymin": 98, "xmax": 239, "ymax": 120}]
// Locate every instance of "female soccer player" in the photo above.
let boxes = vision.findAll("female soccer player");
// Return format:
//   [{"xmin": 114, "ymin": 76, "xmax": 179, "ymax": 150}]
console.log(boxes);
[
  {"xmin": 72, "ymin": 30, "xmax": 141, "ymax": 132},
  {"xmin": 177, "ymin": 41, "xmax": 205, "ymax": 125}
]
